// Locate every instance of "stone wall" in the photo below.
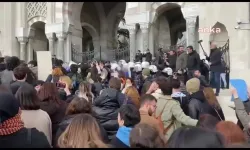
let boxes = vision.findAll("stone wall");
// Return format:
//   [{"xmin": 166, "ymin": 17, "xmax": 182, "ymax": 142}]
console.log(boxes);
[{"xmin": 199, "ymin": 2, "xmax": 250, "ymax": 84}]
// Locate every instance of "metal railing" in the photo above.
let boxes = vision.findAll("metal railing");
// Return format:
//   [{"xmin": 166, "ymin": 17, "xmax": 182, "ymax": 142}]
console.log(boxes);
[
  {"xmin": 219, "ymin": 39, "xmax": 230, "ymax": 72},
  {"xmin": 110, "ymin": 46, "xmax": 130, "ymax": 62},
  {"xmin": 71, "ymin": 44, "xmax": 95, "ymax": 63}
]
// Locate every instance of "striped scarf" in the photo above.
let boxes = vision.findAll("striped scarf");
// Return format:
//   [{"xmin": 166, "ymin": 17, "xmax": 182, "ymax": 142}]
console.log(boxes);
[{"xmin": 0, "ymin": 109, "xmax": 24, "ymax": 135}]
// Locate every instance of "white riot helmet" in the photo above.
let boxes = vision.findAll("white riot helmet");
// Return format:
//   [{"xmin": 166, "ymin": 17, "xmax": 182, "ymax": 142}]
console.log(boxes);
[
  {"xmin": 111, "ymin": 62, "xmax": 121, "ymax": 71},
  {"xmin": 141, "ymin": 61, "xmax": 150, "ymax": 69},
  {"xmin": 128, "ymin": 62, "xmax": 135, "ymax": 69},
  {"xmin": 134, "ymin": 64, "xmax": 142, "ymax": 72},
  {"xmin": 162, "ymin": 67, "xmax": 173, "ymax": 76},
  {"xmin": 149, "ymin": 65, "xmax": 158, "ymax": 73}
]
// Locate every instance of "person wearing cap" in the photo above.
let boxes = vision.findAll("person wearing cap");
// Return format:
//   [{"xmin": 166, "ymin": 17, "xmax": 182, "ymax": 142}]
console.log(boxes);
[
  {"xmin": 141, "ymin": 68, "xmax": 152, "ymax": 95},
  {"xmin": 186, "ymin": 45, "xmax": 201, "ymax": 80},
  {"xmin": 186, "ymin": 78, "xmax": 216, "ymax": 120},
  {"xmin": 0, "ymin": 93, "xmax": 50, "ymax": 148}
]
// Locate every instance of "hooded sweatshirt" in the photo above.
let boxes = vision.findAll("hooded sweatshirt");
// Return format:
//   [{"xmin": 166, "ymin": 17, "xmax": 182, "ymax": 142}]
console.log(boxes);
[{"xmin": 111, "ymin": 126, "xmax": 132, "ymax": 148}]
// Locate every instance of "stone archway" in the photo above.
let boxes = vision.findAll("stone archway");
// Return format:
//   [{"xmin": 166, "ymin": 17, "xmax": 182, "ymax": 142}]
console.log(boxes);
[
  {"xmin": 28, "ymin": 21, "xmax": 49, "ymax": 61},
  {"xmin": 81, "ymin": 22, "xmax": 99, "ymax": 53},
  {"xmin": 209, "ymin": 22, "xmax": 230, "ymax": 89},
  {"xmin": 152, "ymin": 2, "xmax": 186, "ymax": 56},
  {"xmin": 209, "ymin": 22, "xmax": 229, "ymax": 47}
]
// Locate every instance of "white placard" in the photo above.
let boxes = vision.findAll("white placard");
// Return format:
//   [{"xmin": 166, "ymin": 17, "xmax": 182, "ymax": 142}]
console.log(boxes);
[{"xmin": 37, "ymin": 51, "xmax": 52, "ymax": 81}]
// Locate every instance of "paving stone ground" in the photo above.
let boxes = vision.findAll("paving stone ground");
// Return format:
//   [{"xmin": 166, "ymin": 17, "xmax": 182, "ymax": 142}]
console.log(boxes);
[{"xmin": 217, "ymin": 89, "xmax": 237, "ymax": 123}]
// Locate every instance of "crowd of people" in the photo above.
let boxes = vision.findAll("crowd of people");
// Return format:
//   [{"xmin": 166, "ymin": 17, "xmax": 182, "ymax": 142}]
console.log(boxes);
[{"xmin": 0, "ymin": 42, "xmax": 248, "ymax": 148}]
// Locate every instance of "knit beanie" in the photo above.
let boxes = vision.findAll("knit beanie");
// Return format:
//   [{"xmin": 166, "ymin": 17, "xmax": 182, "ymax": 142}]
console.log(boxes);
[
  {"xmin": 142, "ymin": 68, "xmax": 150, "ymax": 77},
  {"xmin": 186, "ymin": 78, "xmax": 200, "ymax": 93}
]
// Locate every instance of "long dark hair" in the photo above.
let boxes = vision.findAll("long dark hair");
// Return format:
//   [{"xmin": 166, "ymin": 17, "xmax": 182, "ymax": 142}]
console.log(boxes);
[{"xmin": 37, "ymin": 82, "xmax": 61, "ymax": 105}]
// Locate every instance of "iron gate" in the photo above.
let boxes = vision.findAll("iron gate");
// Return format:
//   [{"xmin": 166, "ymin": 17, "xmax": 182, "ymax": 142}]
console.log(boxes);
[{"xmin": 71, "ymin": 44, "xmax": 94, "ymax": 63}]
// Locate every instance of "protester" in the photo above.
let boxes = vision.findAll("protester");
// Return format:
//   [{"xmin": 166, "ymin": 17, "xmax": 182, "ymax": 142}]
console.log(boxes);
[
  {"xmin": 55, "ymin": 97, "xmax": 108, "ymax": 146},
  {"xmin": 232, "ymin": 87, "xmax": 250, "ymax": 142},
  {"xmin": 186, "ymin": 78, "xmax": 218, "ymax": 120},
  {"xmin": 110, "ymin": 104, "xmax": 140, "ymax": 148},
  {"xmin": 10, "ymin": 65, "xmax": 28, "ymax": 94},
  {"xmin": 130, "ymin": 123, "xmax": 166, "ymax": 148},
  {"xmin": 37, "ymin": 82, "xmax": 68, "ymax": 146},
  {"xmin": 193, "ymin": 69, "xmax": 209, "ymax": 87},
  {"xmin": 57, "ymin": 114, "xmax": 108, "ymax": 148},
  {"xmin": 1, "ymin": 56, "xmax": 20, "ymax": 85},
  {"xmin": 0, "ymin": 93, "xmax": 50, "ymax": 148},
  {"xmin": 216, "ymin": 121, "xmax": 247, "ymax": 146},
  {"xmin": 67, "ymin": 64, "xmax": 82, "ymax": 92},
  {"xmin": 171, "ymin": 78, "xmax": 190, "ymax": 115},
  {"xmin": 92, "ymin": 77, "xmax": 131, "ymax": 141},
  {"xmin": 146, "ymin": 76, "xmax": 198, "ymax": 139},
  {"xmin": 16, "ymin": 83, "xmax": 52, "ymax": 145},
  {"xmin": 45, "ymin": 67, "xmax": 64, "ymax": 83},
  {"xmin": 167, "ymin": 126, "xmax": 225, "ymax": 148},
  {"xmin": 203, "ymin": 87, "xmax": 225, "ymax": 120},
  {"xmin": 76, "ymin": 82, "xmax": 94, "ymax": 103},
  {"xmin": 122, "ymin": 78, "xmax": 140, "ymax": 108},
  {"xmin": 28, "ymin": 60, "xmax": 38, "ymax": 78},
  {"xmin": 139, "ymin": 94, "xmax": 162, "ymax": 133},
  {"xmin": 196, "ymin": 114, "xmax": 220, "ymax": 131}
]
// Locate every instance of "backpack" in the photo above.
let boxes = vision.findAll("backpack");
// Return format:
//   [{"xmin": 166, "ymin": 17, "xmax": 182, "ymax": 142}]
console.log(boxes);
[{"xmin": 154, "ymin": 100, "xmax": 175, "ymax": 135}]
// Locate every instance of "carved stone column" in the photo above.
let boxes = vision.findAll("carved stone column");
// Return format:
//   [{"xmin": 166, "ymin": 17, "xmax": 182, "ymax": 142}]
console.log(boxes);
[
  {"xmin": 27, "ymin": 38, "xmax": 34, "ymax": 62},
  {"xmin": 128, "ymin": 27, "xmax": 136, "ymax": 62},
  {"xmin": 186, "ymin": 17, "xmax": 197, "ymax": 48},
  {"xmin": 17, "ymin": 37, "xmax": 28, "ymax": 61},
  {"xmin": 46, "ymin": 33, "xmax": 55, "ymax": 56},
  {"xmin": 141, "ymin": 23, "xmax": 149, "ymax": 53},
  {"xmin": 56, "ymin": 32, "xmax": 67, "ymax": 61}
]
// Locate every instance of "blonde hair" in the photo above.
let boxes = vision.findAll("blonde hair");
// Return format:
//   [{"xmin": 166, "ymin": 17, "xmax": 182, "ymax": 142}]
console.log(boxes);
[
  {"xmin": 59, "ymin": 76, "xmax": 73, "ymax": 89},
  {"xmin": 58, "ymin": 114, "xmax": 108, "ymax": 148}
]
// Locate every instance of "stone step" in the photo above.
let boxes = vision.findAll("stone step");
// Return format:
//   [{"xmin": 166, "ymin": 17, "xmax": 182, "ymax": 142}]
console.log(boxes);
[{"xmin": 217, "ymin": 94, "xmax": 238, "ymax": 123}]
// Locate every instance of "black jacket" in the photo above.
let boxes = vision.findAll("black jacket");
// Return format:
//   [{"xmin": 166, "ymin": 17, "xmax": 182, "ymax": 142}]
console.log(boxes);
[
  {"xmin": 110, "ymin": 136, "xmax": 129, "ymax": 148},
  {"xmin": 10, "ymin": 81, "xmax": 27, "ymax": 95},
  {"xmin": 0, "ymin": 128, "xmax": 50, "ymax": 148},
  {"xmin": 92, "ymin": 88, "xmax": 125, "ymax": 141},
  {"xmin": 188, "ymin": 91, "xmax": 225, "ymax": 120},
  {"xmin": 187, "ymin": 51, "xmax": 200, "ymax": 71},
  {"xmin": 135, "ymin": 53, "xmax": 143, "ymax": 62},
  {"xmin": 143, "ymin": 52, "xmax": 152, "ymax": 62},
  {"xmin": 206, "ymin": 48, "xmax": 225, "ymax": 73},
  {"xmin": 55, "ymin": 114, "xmax": 109, "ymax": 147},
  {"xmin": 39, "ymin": 100, "xmax": 68, "ymax": 145},
  {"xmin": 172, "ymin": 92, "xmax": 191, "ymax": 116},
  {"xmin": 168, "ymin": 54, "xmax": 177, "ymax": 71}
]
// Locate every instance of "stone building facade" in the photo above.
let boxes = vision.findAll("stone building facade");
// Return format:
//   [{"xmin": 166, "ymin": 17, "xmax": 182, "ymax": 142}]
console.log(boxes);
[{"xmin": 0, "ymin": 2, "xmax": 250, "ymax": 82}]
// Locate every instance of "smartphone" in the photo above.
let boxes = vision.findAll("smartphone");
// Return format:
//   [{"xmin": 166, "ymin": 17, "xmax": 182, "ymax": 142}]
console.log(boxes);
[
  {"xmin": 56, "ymin": 82, "xmax": 66, "ymax": 89},
  {"xmin": 230, "ymin": 79, "xmax": 248, "ymax": 102}
]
